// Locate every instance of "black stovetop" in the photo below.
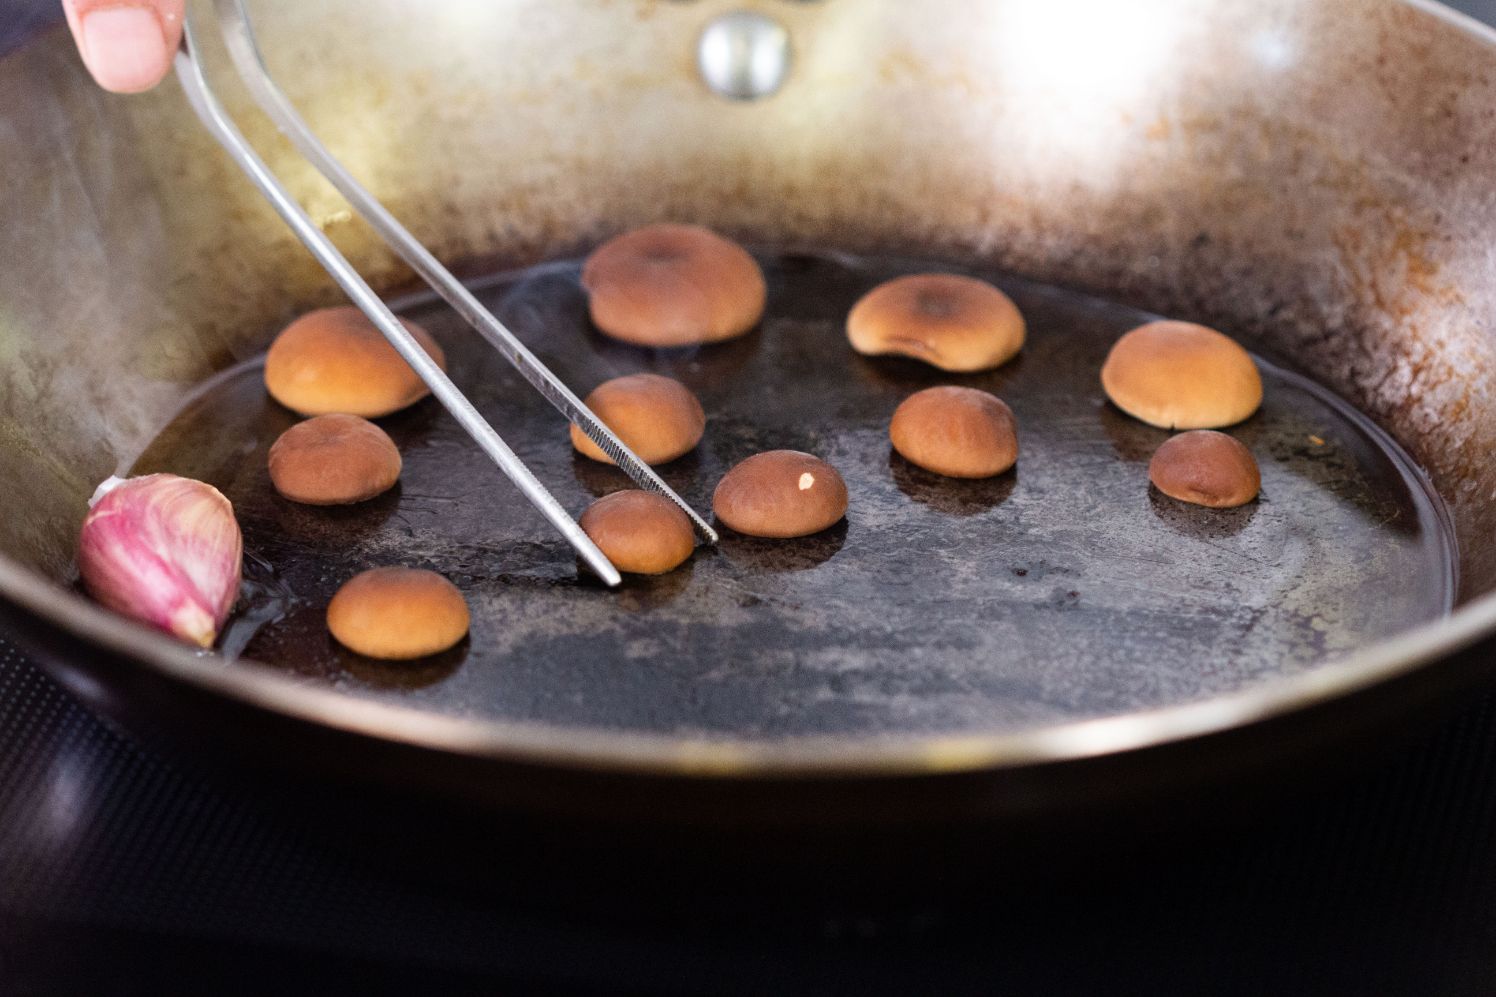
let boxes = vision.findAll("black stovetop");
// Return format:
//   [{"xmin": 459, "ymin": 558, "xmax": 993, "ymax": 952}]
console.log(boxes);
[{"xmin": 5, "ymin": 639, "xmax": 1496, "ymax": 996}]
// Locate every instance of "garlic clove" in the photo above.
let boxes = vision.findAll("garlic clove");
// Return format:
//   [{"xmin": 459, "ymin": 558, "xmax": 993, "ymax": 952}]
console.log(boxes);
[{"xmin": 78, "ymin": 473, "xmax": 243, "ymax": 649}]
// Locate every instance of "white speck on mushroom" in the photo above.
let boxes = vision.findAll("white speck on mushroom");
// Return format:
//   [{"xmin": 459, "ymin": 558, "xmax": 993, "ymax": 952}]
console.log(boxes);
[{"xmin": 798, "ymin": 472, "xmax": 815, "ymax": 491}]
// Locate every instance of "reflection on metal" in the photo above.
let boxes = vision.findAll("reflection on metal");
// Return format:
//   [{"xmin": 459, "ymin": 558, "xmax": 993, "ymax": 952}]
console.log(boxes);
[
  {"xmin": 990, "ymin": 0, "xmax": 1194, "ymax": 175},
  {"xmin": 698, "ymin": 11, "xmax": 792, "ymax": 100}
]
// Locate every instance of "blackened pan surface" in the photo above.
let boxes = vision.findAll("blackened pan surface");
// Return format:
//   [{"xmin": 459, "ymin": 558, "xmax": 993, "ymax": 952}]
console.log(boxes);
[{"xmin": 131, "ymin": 251, "xmax": 1455, "ymax": 739}]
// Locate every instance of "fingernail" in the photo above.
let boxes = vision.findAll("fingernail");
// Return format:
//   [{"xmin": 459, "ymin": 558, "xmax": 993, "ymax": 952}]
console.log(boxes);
[{"xmin": 81, "ymin": 7, "xmax": 169, "ymax": 94}]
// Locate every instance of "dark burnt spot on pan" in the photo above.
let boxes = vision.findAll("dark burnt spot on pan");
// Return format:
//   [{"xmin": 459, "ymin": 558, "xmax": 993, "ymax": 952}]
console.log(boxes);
[
  {"xmin": 1047, "ymin": 588, "xmax": 1082, "ymax": 612},
  {"xmin": 1008, "ymin": 560, "xmax": 1077, "ymax": 583}
]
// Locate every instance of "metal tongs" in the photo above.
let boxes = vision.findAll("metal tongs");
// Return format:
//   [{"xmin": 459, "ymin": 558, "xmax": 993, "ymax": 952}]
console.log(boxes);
[{"xmin": 172, "ymin": 0, "xmax": 717, "ymax": 588}]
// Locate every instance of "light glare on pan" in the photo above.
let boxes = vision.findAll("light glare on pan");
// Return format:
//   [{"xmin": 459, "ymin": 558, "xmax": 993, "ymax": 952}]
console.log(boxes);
[
  {"xmin": 977, "ymin": 0, "xmax": 1197, "ymax": 181},
  {"xmin": 1249, "ymin": 28, "xmax": 1297, "ymax": 72},
  {"xmin": 991, "ymin": 1, "xmax": 1192, "ymax": 115}
]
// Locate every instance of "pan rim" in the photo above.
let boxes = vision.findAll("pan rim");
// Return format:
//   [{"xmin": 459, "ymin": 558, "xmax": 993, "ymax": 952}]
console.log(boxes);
[
  {"xmin": 5, "ymin": 550, "xmax": 1494, "ymax": 779},
  {"xmin": 4, "ymin": 0, "xmax": 1495, "ymax": 781}
]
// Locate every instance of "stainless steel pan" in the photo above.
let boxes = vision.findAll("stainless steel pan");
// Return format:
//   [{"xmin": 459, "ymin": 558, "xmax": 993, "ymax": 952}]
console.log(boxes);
[{"xmin": 2, "ymin": 0, "xmax": 1495, "ymax": 829}]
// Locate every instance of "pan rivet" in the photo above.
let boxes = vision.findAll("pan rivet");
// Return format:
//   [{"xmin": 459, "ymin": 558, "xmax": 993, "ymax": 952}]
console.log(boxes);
[{"xmin": 697, "ymin": 11, "xmax": 792, "ymax": 100}]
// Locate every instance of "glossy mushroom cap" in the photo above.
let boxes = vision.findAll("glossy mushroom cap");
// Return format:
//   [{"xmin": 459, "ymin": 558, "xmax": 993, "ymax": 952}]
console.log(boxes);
[
  {"xmin": 712, "ymin": 450, "xmax": 848, "ymax": 539},
  {"xmin": 581, "ymin": 224, "xmax": 766, "ymax": 347},
  {"xmin": 268, "ymin": 414, "xmax": 402, "ymax": 505},
  {"xmin": 889, "ymin": 386, "xmax": 1018, "ymax": 479},
  {"xmin": 569, "ymin": 373, "xmax": 706, "ymax": 466},
  {"xmin": 579, "ymin": 490, "xmax": 695, "ymax": 575},
  {"xmin": 1148, "ymin": 430, "xmax": 1261, "ymax": 508},
  {"xmin": 1101, "ymin": 320, "xmax": 1262, "ymax": 429},
  {"xmin": 265, "ymin": 306, "xmax": 446, "ymax": 418},
  {"xmin": 846, "ymin": 273, "xmax": 1025, "ymax": 373},
  {"xmin": 326, "ymin": 567, "xmax": 470, "ymax": 660}
]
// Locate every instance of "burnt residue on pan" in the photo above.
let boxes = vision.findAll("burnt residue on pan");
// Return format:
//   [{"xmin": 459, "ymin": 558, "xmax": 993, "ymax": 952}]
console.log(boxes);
[{"xmin": 130, "ymin": 251, "xmax": 1456, "ymax": 739}]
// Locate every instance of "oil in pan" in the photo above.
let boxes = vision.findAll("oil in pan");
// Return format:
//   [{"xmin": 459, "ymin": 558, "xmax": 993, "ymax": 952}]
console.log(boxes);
[{"xmin": 130, "ymin": 251, "xmax": 1457, "ymax": 739}]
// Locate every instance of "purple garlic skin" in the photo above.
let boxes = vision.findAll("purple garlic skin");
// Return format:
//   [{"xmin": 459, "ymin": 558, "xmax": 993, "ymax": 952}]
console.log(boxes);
[{"xmin": 78, "ymin": 474, "xmax": 243, "ymax": 649}]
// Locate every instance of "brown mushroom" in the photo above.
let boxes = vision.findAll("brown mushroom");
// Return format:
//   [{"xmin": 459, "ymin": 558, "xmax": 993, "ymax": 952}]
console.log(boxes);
[
  {"xmin": 326, "ymin": 567, "xmax": 470, "ymax": 660},
  {"xmin": 569, "ymin": 373, "xmax": 706, "ymax": 466},
  {"xmin": 1148, "ymin": 430, "xmax": 1261, "ymax": 508},
  {"xmin": 579, "ymin": 490, "xmax": 695, "ymax": 575},
  {"xmin": 712, "ymin": 450, "xmax": 848, "ymax": 538},
  {"xmin": 268, "ymin": 414, "xmax": 402, "ymax": 505},
  {"xmin": 1101, "ymin": 320, "xmax": 1262, "ymax": 429},
  {"xmin": 581, "ymin": 224, "xmax": 766, "ymax": 347},
  {"xmin": 264, "ymin": 306, "xmax": 446, "ymax": 418},
  {"xmin": 846, "ymin": 273, "xmax": 1025, "ymax": 372},
  {"xmin": 889, "ymin": 386, "xmax": 1018, "ymax": 479}
]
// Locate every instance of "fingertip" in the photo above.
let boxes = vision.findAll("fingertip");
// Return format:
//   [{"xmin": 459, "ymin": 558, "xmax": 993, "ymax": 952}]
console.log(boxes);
[{"xmin": 77, "ymin": 6, "xmax": 172, "ymax": 94}]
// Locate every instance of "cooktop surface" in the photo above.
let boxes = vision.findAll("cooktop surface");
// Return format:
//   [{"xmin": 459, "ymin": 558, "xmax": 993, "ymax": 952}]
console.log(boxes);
[{"xmin": 5, "ymin": 639, "xmax": 1496, "ymax": 996}]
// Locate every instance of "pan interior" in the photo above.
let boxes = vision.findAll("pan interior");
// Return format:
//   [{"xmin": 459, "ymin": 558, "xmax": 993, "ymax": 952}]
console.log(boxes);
[{"xmin": 130, "ymin": 250, "xmax": 1456, "ymax": 738}]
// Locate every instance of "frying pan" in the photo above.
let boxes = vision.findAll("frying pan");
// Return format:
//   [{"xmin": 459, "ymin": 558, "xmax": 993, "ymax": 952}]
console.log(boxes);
[{"xmin": 3, "ymin": 0, "xmax": 1496, "ymax": 834}]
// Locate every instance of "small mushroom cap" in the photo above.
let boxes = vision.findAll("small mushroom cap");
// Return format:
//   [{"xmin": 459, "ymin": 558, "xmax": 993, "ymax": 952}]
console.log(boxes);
[
  {"xmin": 889, "ymin": 386, "xmax": 1018, "ymax": 479},
  {"xmin": 712, "ymin": 450, "xmax": 848, "ymax": 539},
  {"xmin": 581, "ymin": 224, "xmax": 766, "ymax": 347},
  {"xmin": 1148, "ymin": 430, "xmax": 1261, "ymax": 508},
  {"xmin": 579, "ymin": 490, "xmax": 695, "ymax": 575},
  {"xmin": 268, "ymin": 414, "xmax": 402, "ymax": 505},
  {"xmin": 846, "ymin": 273, "xmax": 1025, "ymax": 373},
  {"xmin": 326, "ymin": 567, "xmax": 469, "ymax": 660},
  {"xmin": 569, "ymin": 373, "xmax": 706, "ymax": 466},
  {"xmin": 265, "ymin": 306, "xmax": 446, "ymax": 418},
  {"xmin": 1101, "ymin": 320, "xmax": 1262, "ymax": 430}
]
